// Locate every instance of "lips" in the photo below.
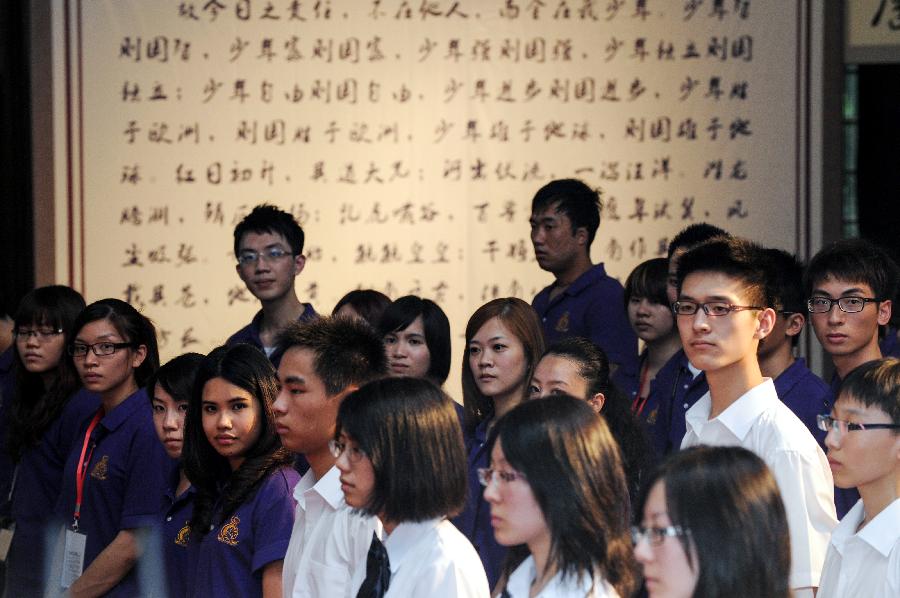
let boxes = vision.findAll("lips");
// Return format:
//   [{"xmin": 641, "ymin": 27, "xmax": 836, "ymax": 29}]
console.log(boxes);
[
  {"xmin": 275, "ymin": 424, "xmax": 290, "ymax": 436},
  {"xmin": 825, "ymin": 333, "xmax": 847, "ymax": 344},
  {"xmin": 214, "ymin": 435, "xmax": 237, "ymax": 446},
  {"xmin": 390, "ymin": 362, "xmax": 408, "ymax": 372},
  {"xmin": 82, "ymin": 372, "xmax": 103, "ymax": 383},
  {"xmin": 827, "ymin": 458, "xmax": 842, "ymax": 471}
]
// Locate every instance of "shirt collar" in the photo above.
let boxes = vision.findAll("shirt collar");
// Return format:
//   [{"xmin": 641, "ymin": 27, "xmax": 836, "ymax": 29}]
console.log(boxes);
[
  {"xmin": 686, "ymin": 379, "xmax": 776, "ymax": 441},
  {"xmin": 100, "ymin": 387, "xmax": 149, "ymax": 433},
  {"xmin": 383, "ymin": 518, "xmax": 443, "ymax": 574},
  {"xmin": 562, "ymin": 263, "xmax": 607, "ymax": 297},
  {"xmin": 853, "ymin": 498, "xmax": 900, "ymax": 557},
  {"xmin": 294, "ymin": 465, "xmax": 344, "ymax": 510}
]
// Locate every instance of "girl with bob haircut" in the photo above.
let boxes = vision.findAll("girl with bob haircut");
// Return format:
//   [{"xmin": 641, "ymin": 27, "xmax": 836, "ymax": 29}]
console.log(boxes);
[
  {"xmin": 456, "ymin": 297, "xmax": 545, "ymax": 588},
  {"xmin": 332, "ymin": 289, "xmax": 392, "ymax": 328},
  {"xmin": 335, "ymin": 377, "xmax": 490, "ymax": 597},
  {"xmin": 3, "ymin": 286, "xmax": 98, "ymax": 597},
  {"xmin": 377, "ymin": 295, "xmax": 452, "ymax": 386},
  {"xmin": 484, "ymin": 395, "xmax": 638, "ymax": 597},
  {"xmin": 52, "ymin": 298, "xmax": 168, "ymax": 597},
  {"xmin": 634, "ymin": 446, "xmax": 791, "ymax": 598},
  {"xmin": 183, "ymin": 344, "xmax": 298, "ymax": 598}
]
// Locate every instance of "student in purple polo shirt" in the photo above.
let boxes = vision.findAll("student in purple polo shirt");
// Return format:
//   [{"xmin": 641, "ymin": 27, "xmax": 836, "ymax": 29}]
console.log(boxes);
[
  {"xmin": 183, "ymin": 344, "xmax": 298, "ymax": 598},
  {"xmin": 227, "ymin": 205, "xmax": 318, "ymax": 367},
  {"xmin": 3, "ymin": 287, "xmax": 98, "ymax": 597},
  {"xmin": 453, "ymin": 298, "xmax": 544, "ymax": 589},
  {"xmin": 51, "ymin": 298, "xmax": 168, "ymax": 597},
  {"xmin": 529, "ymin": 179, "xmax": 638, "ymax": 377},
  {"xmin": 759, "ymin": 248, "xmax": 831, "ymax": 447},
  {"xmin": 378, "ymin": 295, "xmax": 452, "ymax": 387},
  {"xmin": 145, "ymin": 352, "xmax": 204, "ymax": 598}
]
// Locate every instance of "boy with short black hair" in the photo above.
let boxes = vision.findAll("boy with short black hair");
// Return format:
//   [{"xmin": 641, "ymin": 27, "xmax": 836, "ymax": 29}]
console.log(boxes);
[
  {"xmin": 228, "ymin": 204, "xmax": 317, "ymax": 365},
  {"xmin": 273, "ymin": 316, "xmax": 387, "ymax": 598},
  {"xmin": 676, "ymin": 236, "xmax": 836, "ymax": 598},
  {"xmin": 817, "ymin": 357, "xmax": 900, "ymax": 597}
]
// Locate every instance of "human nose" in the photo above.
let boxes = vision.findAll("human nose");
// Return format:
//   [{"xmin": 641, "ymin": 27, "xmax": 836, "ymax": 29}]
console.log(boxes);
[
  {"xmin": 82, "ymin": 346, "xmax": 100, "ymax": 366},
  {"xmin": 483, "ymin": 475, "xmax": 500, "ymax": 502},
  {"xmin": 163, "ymin": 409, "xmax": 181, "ymax": 431},
  {"xmin": 334, "ymin": 448, "xmax": 351, "ymax": 473},
  {"xmin": 217, "ymin": 411, "xmax": 232, "ymax": 430},
  {"xmin": 272, "ymin": 390, "xmax": 288, "ymax": 415},
  {"xmin": 824, "ymin": 423, "xmax": 841, "ymax": 449},
  {"xmin": 826, "ymin": 301, "xmax": 844, "ymax": 324},
  {"xmin": 478, "ymin": 350, "xmax": 493, "ymax": 368},
  {"xmin": 633, "ymin": 533, "xmax": 653, "ymax": 563},
  {"xmin": 691, "ymin": 308, "xmax": 711, "ymax": 332}
]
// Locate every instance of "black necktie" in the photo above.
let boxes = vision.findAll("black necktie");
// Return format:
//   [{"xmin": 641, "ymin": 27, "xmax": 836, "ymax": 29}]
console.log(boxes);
[{"xmin": 357, "ymin": 531, "xmax": 391, "ymax": 598}]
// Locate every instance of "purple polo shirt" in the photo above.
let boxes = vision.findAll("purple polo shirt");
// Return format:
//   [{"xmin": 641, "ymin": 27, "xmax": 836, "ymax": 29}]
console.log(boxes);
[
  {"xmin": 532, "ymin": 264, "xmax": 639, "ymax": 377},
  {"xmin": 54, "ymin": 388, "xmax": 174, "ymax": 597},
  {"xmin": 772, "ymin": 358, "xmax": 829, "ymax": 450},
  {"xmin": 157, "ymin": 470, "xmax": 196, "ymax": 598},
  {"xmin": 881, "ymin": 326, "xmax": 899, "ymax": 358},
  {"xmin": 828, "ymin": 374, "xmax": 861, "ymax": 520},
  {"xmin": 5, "ymin": 389, "xmax": 99, "ymax": 596},
  {"xmin": 226, "ymin": 304, "xmax": 318, "ymax": 367},
  {"xmin": 189, "ymin": 466, "xmax": 298, "ymax": 598},
  {"xmin": 450, "ymin": 418, "xmax": 505, "ymax": 590},
  {"xmin": 649, "ymin": 350, "xmax": 708, "ymax": 456}
]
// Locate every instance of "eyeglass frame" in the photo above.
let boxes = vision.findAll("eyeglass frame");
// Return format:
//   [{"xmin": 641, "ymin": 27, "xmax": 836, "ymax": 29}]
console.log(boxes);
[
  {"xmin": 236, "ymin": 246, "xmax": 295, "ymax": 266},
  {"xmin": 328, "ymin": 439, "xmax": 367, "ymax": 463},
  {"xmin": 631, "ymin": 525, "xmax": 691, "ymax": 547},
  {"xmin": 476, "ymin": 467, "xmax": 527, "ymax": 487},
  {"xmin": 69, "ymin": 341, "xmax": 136, "ymax": 357},
  {"xmin": 806, "ymin": 296, "xmax": 884, "ymax": 314},
  {"xmin": 672, "ymin": 301, "xmax": 765, "ymax": 317},
  {"xmin": 14, "ymin": 327, "xmax": 64, "ymax": 341},
  {"xmin": 816, "ymin": 414, "xmax": 900, "ymax": 436}
]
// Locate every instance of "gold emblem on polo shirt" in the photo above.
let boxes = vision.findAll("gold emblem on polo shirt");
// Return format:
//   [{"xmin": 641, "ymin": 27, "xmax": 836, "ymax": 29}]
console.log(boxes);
[
  {"xmin": 175, "ymin": 522, "xmax": 191, "ymax": 547},
  {"xmin": 647, "ymin": 407, "xmax": 658, "ymax": 426},
  {"xmin": 217, "ymin": 516, "xmax": 240, "ymax": 546},
  {"xmin": 90, "ymin": 456, "xmax": 109, "ymax": 480},
  {"xmin": 555, "ymin": 312, "xmax": 570, "ymax": 333}
]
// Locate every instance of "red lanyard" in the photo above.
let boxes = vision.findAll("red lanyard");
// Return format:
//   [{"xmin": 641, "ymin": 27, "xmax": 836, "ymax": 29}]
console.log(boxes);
[
  {"xmin": 632, "ymin": 363, "xmax": 651, "ymax": 417},
  {"xmin": 72, "ymin": 410, "xmax": 103, "ymax": 531}
]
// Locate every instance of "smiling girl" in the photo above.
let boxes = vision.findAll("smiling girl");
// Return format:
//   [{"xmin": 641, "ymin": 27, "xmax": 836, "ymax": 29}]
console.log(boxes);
[{"xmin": 183, "ymin": 344, "xmax": 298, "ymax": 598}]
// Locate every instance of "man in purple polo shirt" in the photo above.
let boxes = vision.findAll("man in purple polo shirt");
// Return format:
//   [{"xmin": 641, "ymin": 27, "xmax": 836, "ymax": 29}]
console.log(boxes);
[
  {"xmin": 529, "ymin": 179, "xmax": 637, "ymax": 376},
  {"xmin": 227, "ymin": 204, "xmax": 318, "ymax": 366}
]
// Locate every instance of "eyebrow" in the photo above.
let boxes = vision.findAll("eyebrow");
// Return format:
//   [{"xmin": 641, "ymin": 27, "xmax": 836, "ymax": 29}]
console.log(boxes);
[
  {"xmin": 74, "ymin": 333, "xmax": 119, "ymax": 342},
  {"xmin": 678, "ymin": 294, "xmax": 736, "ymax": 302},
  {"xmin": 282, "ymin": 375, "xmax": 306, "ymax": 385},
  {"xmin": 811, "ymin": 287, "xmax": 868, "ymax": 297}
]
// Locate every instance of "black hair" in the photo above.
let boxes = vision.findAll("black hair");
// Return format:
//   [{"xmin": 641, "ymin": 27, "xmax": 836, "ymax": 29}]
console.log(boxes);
[
  {"xmin": 838, "ymin": 357, "xmax": 900, "ymax": 426},
  {"xmin": 762, "ymin": 248, "xmax": 806, "ymax": 348},
  {"xmin": 232, "ymin": 203, "xmax": 305, "ymax": 257},
  {"xmin": 638, "ymin": 446, "xmax": 791, "ymax": 598},
  {"xmin": 336, "ymin": 377, "xmax": 467, "ymax": 523},
  {"xmin": 275, "ymin": 316, "xmax": 387, "ymax": 396},
  {"xmin": 332, "ymin": 289, "xmax": 392, "ymax": 328},
  {"xmin": 531, "ymin": 179, "xmax": 601, "ymax": 246},
  {"xmin": 377, "ymin": 295, "xmax": 452, "ymax": 385},
  {"xmin": 624, "ymin": 257, "xmax": 670, "ymax": 306},
  {"xmin": 541, "ymin": 337, "xmax": 653, "ymax": 506},
  {"xmin": 462, "ymin": 298, "xmax": 545, "ymax": 434},
  {"xmin": 676, "ymin": 237, "xmax": 772, "ymax": 308},
  {"xmin": 494, "ymin": 396, "xmax": 638, "ymax": 597},
  {"xmin": 184, "ymin": 344, "xmax": 293, "ymax": 535},
  {"xmin": 667, "ymin": 223, "xmax": 730, "ymax": 259},
  {"xmin": 8, "ymin": 286, "xmax": 86, "ymax": 461},
  {"xmin": 804, "ymin": 238, "xmax": 899, "ymax": 302},
  {"xmin": 71, "ymin": 298, "xmax": 160, "ymax": 388},
  {"xmin": 147, "ymin": 352, "xmax": 205, "ymax": 404}
]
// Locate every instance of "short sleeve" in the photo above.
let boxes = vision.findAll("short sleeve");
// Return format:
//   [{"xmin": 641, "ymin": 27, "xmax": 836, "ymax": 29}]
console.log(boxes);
[
  {"xmin": 119, "ymin": 424, "xmax": 172, "ymax": 530},
  {"xmin": 250, "ymin": 469, "xmax": 298, "ymax": 572}
]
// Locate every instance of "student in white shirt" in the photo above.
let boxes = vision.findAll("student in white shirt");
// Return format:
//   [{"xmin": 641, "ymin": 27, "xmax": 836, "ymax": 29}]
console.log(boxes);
[
  {"xmin": 673, "ymin": 236, "xmax": 837, "ymax": 597},
  {"xmin": 484, "ymin": 395, "xmax": 638, "ymax": 598},
  {"xmin": 272, "ymin": 317, "xmax": 389, "ymax": 598},
  {"xmin": 335, "ymin": 377, "xmax": 490, "ymax": 598},
  {"xmin": 817, "ymin": 358, "xmax": 900, "ymax": 598},
  {"xmin": 633, "ymin": 445, "xmax": 791, "ymax": 598}
]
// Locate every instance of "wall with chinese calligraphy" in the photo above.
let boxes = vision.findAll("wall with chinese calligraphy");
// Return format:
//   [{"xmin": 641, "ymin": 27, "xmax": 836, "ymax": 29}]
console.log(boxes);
[{"xmin": 51, "ymin": 0, "xmax": 808, "ymax": 381}]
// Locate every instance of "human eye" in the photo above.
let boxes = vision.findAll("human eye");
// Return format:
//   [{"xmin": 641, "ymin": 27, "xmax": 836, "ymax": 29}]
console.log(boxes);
[
  {"xmin": 408, "ymin": 337, "xmax": 424, "ymax": 346},
  {"xmin": 151, "ymin": 403, "xmax": 165, "ymax": 414},
  {"xmin": 232, "ymin": 401, "xmax": 248, "ymax": 411},
  {"xmin": 810, "ymin": 297, "xmax": 831, "ymax": 308},
  {"xmin": 177, "ymin": 404, "xmax": 189, "ymax": 414},
  {"xmin": 707, "ymin": 303, "xmax": 731, "ymax": 316},
  {"xmin": 673, "ymin": 301, "xmax": 695, "ymax": 316},
  {"xmin": 202, "ymin": 404, "xmax": 217, "ymax": 414},
  {"xmin": 467, "ymin": 345, "xmax": 481, "ymax": 356},
  {"xmin": 843, "ymin": 297, "xmax": 865, "ymax": 308},
  {"xmin": 498, "ymin": 470, "xmax": 520, "ymax": 483},
  {"xmin": 238, "ymin": 251, "xmax": 258, "ymax": 264},
  {"xmin": 71, "ymin": 343, "xmax": 88, "ymax": 356},
  {"xmin": 492, "ymin": 343, "xmax": 507, "ymax": 352},
  {"xmin": 267, "ymin": 247, "xmax": 288, "ymax": 259},
  {"xmin": 384, "ymin": 334, "xmax": 397, "ymax": 345},
  {"xmin": 97, "ymin": 343, "xmax": 116, "ymax": 354},
  {"xmin": 528, "ymin": 384, "xmax": 540, "ymax": 398}
]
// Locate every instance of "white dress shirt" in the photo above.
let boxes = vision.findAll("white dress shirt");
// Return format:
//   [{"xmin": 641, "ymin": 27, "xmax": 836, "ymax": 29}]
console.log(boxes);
[
  {"xmin": 818, "ymin": 498, "xmax": 900, "ymax": 598},
  {"xmin": 504, "ymin": 556, "xmax": 618, "ymax": 597},
  {"xmin": 349, "ymin": 518, "xmax": 490, "ymax": 598},
  {"xmin": 681, "ymin": 378, "xmax": 837, "ymax": 597},
  {"xmin": 282, "ymin": 466, "xmax": 379, "ymax": 598}
]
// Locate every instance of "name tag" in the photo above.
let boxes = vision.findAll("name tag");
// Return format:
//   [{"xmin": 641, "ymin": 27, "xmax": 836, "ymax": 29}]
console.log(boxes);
[
  {"xmin": 62, "ymin": 529, "xmax": 87, "ymax": 588},
  {"xmin": 0, "ymin": 525, "xmax": 14, "ymax": 562}
]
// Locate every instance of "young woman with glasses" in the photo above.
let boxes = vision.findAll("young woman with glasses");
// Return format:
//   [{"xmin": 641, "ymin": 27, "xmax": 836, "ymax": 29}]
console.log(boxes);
[
  {"xmin": 51, "ymin": 298, "xmax": 169, "ymax": 597},
  {"xmin": 334, "ymin": 376, "xmax": 489, "ymax": 598},
  {"xmin": 483, "ymin": 395, "xmax": 637, "ymax": 598},
  {"xmin": 633, "ymin": 446, "xmax": 791, "ymax": 598}
]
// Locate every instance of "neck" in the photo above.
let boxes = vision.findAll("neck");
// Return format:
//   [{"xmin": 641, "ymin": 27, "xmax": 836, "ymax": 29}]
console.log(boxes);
[
  {"xmin": 176, "ymin": 469, "xmax": 192, "ymax": 495},
  {"xmin": 758, "ymin": 343, "xmax": 795, "ymax": 380},
  {"xmin": 306, "ymin": 448, "xmax": 336, "ymax": 481},
  {"xmin": 228, "ymin": 456, "xmax": 245, "ymax": 471},
  {"xmin": 101, "ymin": 377, "xmax": 139, "ymax": 413},
  {"xmin": 833, "ymin": 339, "xmax": 882, "ymax": 380},
  {"xmin": 380, "ymin": 517, "xmax": 398, "ymax": 536},
  {"xmin": 705, "ymin": 356, "xmax": 764, "ymax": 419},
  {"xmin": 553, "ymin": 255, "xmax": 592, "ymax": 287},
  {"xmin": 40, "ymin": 369, "xmax": 59, "ymax": 389},
  {"xmin": 857, "ymin": 473, "xmax": 899, "ymax": 527},
  {"xmin": 260, "ymin": 293, "xmax": 304, "ymax": 334},
  {"xmin": 527, "ymin": 531, "xmax": 555, "ymax": 594},
  {"xmin": 491, "ymin": 385, "xmax": 525, "ymax": 422},
  {"xmin": 645, "ymin": 332, "xmax": 682, "ymax": 370}
]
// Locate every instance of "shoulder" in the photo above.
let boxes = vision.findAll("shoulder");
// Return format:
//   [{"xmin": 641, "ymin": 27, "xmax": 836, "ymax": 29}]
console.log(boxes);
[
  {"xmin": 753, "ymin": 399, "xmax": 824, "ymax": 454},
  {"xmin": 258, "ymin": 466, "xmax": 301, "ymax": 499}
]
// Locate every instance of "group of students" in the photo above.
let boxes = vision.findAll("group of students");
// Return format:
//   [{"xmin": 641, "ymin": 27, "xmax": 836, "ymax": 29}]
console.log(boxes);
[{"xmin": 0, "ymin": 194, "xmax": 897, "ymax": 597}]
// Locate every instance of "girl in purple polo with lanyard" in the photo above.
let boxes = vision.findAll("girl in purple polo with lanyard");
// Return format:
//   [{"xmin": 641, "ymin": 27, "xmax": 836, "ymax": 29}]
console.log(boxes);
[
  {"xmin": 51, "ymin": 298, "xmax": 169, "ymax": 597},
  {"xmin": 182, "ymin": 344, "xmax": 298, "ymax": 598},
  {"xmin": 3, "ymin": 286, "xmax": 98, "ymax": 597}
]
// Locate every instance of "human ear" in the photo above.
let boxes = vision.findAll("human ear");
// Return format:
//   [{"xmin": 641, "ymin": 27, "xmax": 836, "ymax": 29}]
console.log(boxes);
[
  {"xmin": 293, "ymin": 254, "xmax": 306, "ymax": 276},
  {"xmin": 877, "ymin": 299, "xmax": 892, "ymax": 326},
  {"xmin": 587, "ymin": 392, "xmax": 605, "ymax": 413},
  {"xmin": 785, "ymin": 313, "xmax": 805, "ymax": 338},
  {"xmin": 574, "ymin": 226, "xmax": 589, "ymax": 247},
  {"xmin": 131, "ymin": 344, "xmax": 148, "ymax": 369},
  {"xmin": 755, "ymin": 308, "xmax": 777, "ymax": 339}
]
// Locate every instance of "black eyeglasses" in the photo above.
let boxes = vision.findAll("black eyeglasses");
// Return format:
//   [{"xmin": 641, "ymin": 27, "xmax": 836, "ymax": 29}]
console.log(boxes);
[
  {"xmin": 237, "ymin": 247, "xmax": 293, "ymax": 265},
  {"xmin": 807, "ymin": 296, "xmax": 882, "ymax": 314},
  {"xmin": 69, "ymin": 342, "xmax": 135, "ymax": 357},
  {"xmin": 816, "ymin": 414, "xmax": 900, "ymax": 436},
  {"xmin": 672, "ymin": 301, "xmax": 764, "ymax": 317}
]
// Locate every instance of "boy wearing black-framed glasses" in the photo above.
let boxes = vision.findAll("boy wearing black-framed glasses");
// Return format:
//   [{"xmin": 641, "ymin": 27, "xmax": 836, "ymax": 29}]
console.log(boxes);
[{"xmin": 676, "ymin": 236, "xmax": 836, "ymax": 598}]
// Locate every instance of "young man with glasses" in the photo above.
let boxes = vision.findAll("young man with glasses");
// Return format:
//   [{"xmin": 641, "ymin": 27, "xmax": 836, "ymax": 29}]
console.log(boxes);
[
  {"xmin": 676, "ymin": 236, "xmax": 836, "ymax": 598},
  {"xmin": 227, "ymin": 204, "xmax": 318, "ymax": 366},
  {"xmin": 816, "ymin": 358, "xmax": 900, "ymax": 597},
  {"xmin": 805, "ymin": 237, "xmax": 898, "ymax": 517}
]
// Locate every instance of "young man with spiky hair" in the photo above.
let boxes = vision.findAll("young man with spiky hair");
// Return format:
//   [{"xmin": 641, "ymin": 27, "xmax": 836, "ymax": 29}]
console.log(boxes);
[
  {"xmin": 529, "ymin": 179, "xmax": 637, "ymax": 377},
  {"xmin": 273, "ymin": 316, "xmax": 388, "ymax": 598},
  {"xmin": 228, "ymin": 204, "xmax": 317, "ymax": 365},
  {"xmin": 677, "ymin": 236, "xmax": 836, "ymax": 598}
]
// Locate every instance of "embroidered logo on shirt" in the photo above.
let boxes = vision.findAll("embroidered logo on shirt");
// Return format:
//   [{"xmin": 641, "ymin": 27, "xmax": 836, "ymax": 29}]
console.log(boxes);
[
  {"xmin": 647, "ymin": 407, "xmax": 658, "ymax": 425},
  {"xmin": 90, "ymin": 456, "xmax": 109, "ymax": 480},
  {"xmin": 175, "ymin": 522, "xmax": 191, "ymax": 547},
  {"xmin": 555, "ymin": 312, "xmax": 570, "ymax": 333},
  {"xmin": 217, "ymin": 516, "xmax": 240, "ymax": 546}
]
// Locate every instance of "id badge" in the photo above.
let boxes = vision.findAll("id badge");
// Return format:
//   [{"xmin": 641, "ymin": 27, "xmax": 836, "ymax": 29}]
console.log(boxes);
[
  {"xmin": 0, "ymin": 524, "xmax": 14, "ymax": 562},
  {"xmin": 61, "ymin": 529, "xmax": 87, "ymax": 588}
]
